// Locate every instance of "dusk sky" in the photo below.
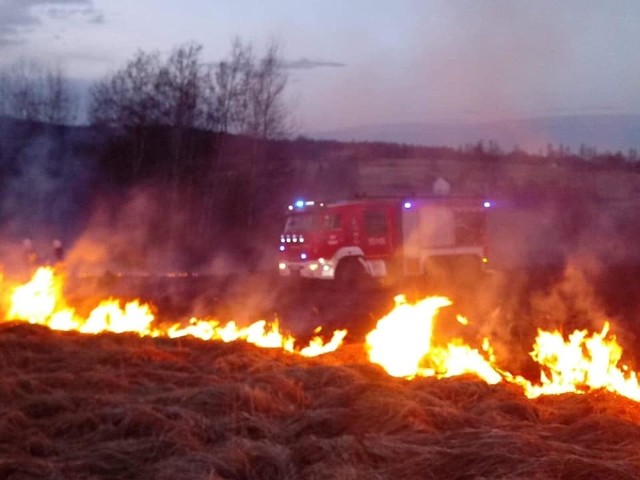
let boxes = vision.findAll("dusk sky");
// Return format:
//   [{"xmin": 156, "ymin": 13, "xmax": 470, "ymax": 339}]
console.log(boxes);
[{"xmin": 1, "ymin": 0, "xmax": 639, "ymax": 133}]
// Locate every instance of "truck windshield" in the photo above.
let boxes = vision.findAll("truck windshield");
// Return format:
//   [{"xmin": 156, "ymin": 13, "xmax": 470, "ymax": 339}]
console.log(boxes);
[{"xmin": 284, "ymin": 213, "xmax": 316, "ymax": 233}]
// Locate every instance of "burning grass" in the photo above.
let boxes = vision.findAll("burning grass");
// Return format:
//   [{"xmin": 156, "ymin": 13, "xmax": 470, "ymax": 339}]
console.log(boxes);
[
  {"xmin": 2, "ymin": 323, "xmax": 640, "ymax": 479},
  {"xmin": 4, "ymin": 266, "xmax": 640, "ymax": 478}
]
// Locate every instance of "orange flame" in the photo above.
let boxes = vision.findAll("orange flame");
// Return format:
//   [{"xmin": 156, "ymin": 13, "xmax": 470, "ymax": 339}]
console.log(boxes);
[
  {"xmin": 7, "ymin": 267, "xmax": 640, "ymax": 400},
  {"xmin": 430, "ymin": 339, "xmax": 502, "ymax": 384},
  {"xmin": 167, "ymin": 317, "xmax": 347, "ymax": 356},
  {"xmin": 512, "ymin": 323, "xmax": 640, "ymax": 401},
  {"xmin": 365, "ymin": 295, "xmax": 502, "ymax": 384},
  {"xmin": 167, "ymin": 318, "xmax": 296, "ymax": 351},
  {"xmin": 299, "ymin": 328, "xmax": 348, "ymax": 357},
  {"xmin": 8, "ymin": 267, "xmax": 61, "ymax": 324},
  {"xmin": 7, "ymin": 267, "xmax": 155, "ymax": 336},
  {"xmin": 4, "ymin": 267, "xmax": 344, "ymax": 357}
]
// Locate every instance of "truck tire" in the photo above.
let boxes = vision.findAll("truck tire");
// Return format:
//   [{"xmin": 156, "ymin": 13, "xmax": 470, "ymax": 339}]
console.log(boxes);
[{"xmin": 335, "ymin": 257, "xmax": 370, "ymax": 290}]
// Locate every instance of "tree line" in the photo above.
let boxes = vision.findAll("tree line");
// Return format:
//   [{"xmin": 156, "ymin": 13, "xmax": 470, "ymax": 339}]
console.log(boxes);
[
  {"xmin": 0, "ymin": 38, "xmax": 289, "ymax": 140},
  {"xmin": 0, "ymin": 39, "xmax": 293, "ymax": 262},
  {"xmin": 0, "ymin": 60, "xmax": 76, "ymax": 124}
]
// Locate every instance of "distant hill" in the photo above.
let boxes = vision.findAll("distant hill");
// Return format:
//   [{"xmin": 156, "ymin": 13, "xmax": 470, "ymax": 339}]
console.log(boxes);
[{"xmin": 314, "ymin": 114, "xmax": 640, "ymax": 154}]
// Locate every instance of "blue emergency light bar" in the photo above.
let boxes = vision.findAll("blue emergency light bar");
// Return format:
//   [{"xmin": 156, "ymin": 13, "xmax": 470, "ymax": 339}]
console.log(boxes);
[{"xmin": 289, "ymin": 199, "xmax": 321, "ymax": 211}]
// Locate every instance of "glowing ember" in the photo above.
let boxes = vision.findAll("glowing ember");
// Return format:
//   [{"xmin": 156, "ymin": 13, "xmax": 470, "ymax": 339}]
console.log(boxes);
[{"xmin": 514, "ymin": 323, "xmax": 640, "ymax": 401}]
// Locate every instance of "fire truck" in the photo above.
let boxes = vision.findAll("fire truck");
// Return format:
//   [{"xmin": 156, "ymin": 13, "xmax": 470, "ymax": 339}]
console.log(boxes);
[{"xmin": 278, "ymin": 197, "xmax": 491, "ymax": 285}]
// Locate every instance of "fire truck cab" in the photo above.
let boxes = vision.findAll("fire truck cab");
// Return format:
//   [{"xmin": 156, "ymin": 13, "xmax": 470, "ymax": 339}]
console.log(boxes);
[{"xmin": 278, "ymin": 197, "xmax": 490, "ymax": 284}]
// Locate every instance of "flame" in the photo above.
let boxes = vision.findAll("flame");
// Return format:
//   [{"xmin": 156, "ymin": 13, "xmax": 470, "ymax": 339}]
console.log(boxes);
[
  {"xmin": 299, "ymin": 328, "xmax": 348, "ymax": 357},
  {"xmin": 168, "ymin": 318, "xmax": 296, "ymax": 351},
  {"xmin": 4, "ymin": 267, "xmax": 345, "ymax": 357},
  {"xmin": 80, "ymin": 300, "xmax": 155, "ymax": 336},
  {"xmin": 430, "ymin": 339, "xmax": 503, "ymax": 385},
  {"xmin": 7, "ymin": 267, "xmax": 640, "ymax": 400},
  {"xmin": 512, "ymin": 323, "xmax": 640, "ymax": 401},
  {"xmin": 6, "ymin": 267, "xmax": 158, "ymax": 336},
  {"xmin": 167, "ymin": 318, "xmax": 346, "ymax": 355},
  {"xmin": 365, "ymin": 295, "xmax": 448, "ymax": 377},
  {"xmin": 365, "ymin": 295, "xmax": 502, "ymax": 383},
  {"xmin": 8, "ymin": 267, "xmax": 61, "ymax": 324}
]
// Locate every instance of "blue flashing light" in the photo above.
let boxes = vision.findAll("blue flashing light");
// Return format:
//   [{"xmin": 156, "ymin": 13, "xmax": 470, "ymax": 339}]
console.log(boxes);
[
  {"xmin": 279, "ymin": 245, "xmax": 285, "ymax": 252},
  {"xmin": 403, "ymin": 201, "xmax": 412, "ymax": 209},
  {"xmin": 295, "ymin": 200, "xmax": 305, "ymax": 208},
  {"xmin": 300, "ymin": 253, "xmax": 307, "ymax": 260},
  {"xmin": 483, "ymin": 201, "xmax": 492, "ymax": 208}
]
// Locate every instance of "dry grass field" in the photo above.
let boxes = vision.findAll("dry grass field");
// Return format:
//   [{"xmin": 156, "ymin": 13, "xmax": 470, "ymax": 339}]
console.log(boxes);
[{"xmin": 2, "ymin": 321, "xmax": 640, "ymax": 480}]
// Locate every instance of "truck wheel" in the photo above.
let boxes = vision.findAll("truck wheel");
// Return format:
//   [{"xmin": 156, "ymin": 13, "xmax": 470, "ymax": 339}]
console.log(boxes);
[{"xmin": 335, "ymin": 258, "xmax": 370, "ymax": 289}]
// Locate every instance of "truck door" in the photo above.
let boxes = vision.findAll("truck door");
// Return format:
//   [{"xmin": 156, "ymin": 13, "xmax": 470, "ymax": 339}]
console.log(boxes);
[
  {"xmin": 363, "ymin": 207, "xmax": 393, "ymax": 258},
  {"xmin": 317, "ymin": 211, "xmax": 344, "ymax": 258}
]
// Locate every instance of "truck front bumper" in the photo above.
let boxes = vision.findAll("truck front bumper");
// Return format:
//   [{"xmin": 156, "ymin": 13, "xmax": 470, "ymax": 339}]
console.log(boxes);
[{"xmin": 278, "ymin": 260, "xmax": 335, "ymax": 280}]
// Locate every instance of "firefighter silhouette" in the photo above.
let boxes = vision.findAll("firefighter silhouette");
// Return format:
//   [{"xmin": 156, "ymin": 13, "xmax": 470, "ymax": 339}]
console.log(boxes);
[
  {"xmin": 22, "ymin": 238, "xmax": 39, "ymax": 267},
  {"xmin": 52, "ymin": 239, "xmax": 64, "ymax": 263}
]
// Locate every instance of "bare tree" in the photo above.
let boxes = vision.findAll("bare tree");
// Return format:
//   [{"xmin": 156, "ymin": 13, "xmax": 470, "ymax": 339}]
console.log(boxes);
[
  {"xmin": 88, "ymin": 44, "xmax": 220, "ymax": 182},
  {"xmin": 42, "ymin": 66, "xmax": 75, "ymax": 124},
  {"xmin": 213, "ymin": 39, "xmax": 289, "ymax": 139},
  {"xmin": 88, "ymin": 39, "xmax": 289, "ymax": 139},
  {"xmin": 89, "ymin": 44, "xmax": 218, "ymax": 131},
  {"xmin": 246, "ymin": 41, "xmax": 288, "ymax": 139},
  {"xmin": 89, "ymin": 50, "xmax": 165, "ymax": 178},
  {"xmin": 156, "ymin": 42, "xmax": 215, "ymax": 129},
  {"xmin": 6, "ymin": 61, "xmax": 42, "ymax": 121},
  {"xmin": 0, "ymin": 71, "xmax": 10, "ymax": 117},
  {"xmin": 213, "ymin": 38, "xmax": 253, "ymax": 134},
  {"xmin": 89, "ymin": 50, "xmax": 163, "ymax": 129},
  {"xmin": 0, "ymin": 59, "xmax": 76, "ymax": 124}
]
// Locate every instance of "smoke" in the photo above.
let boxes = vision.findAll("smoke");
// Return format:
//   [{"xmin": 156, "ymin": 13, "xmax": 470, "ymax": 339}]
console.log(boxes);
[
  {"xmin": 65, "ymin": 187, "xmax": 194, "ymax": 275},
  {"xmin": 443, "ymin": 187, "xmax": 640, "ymax": 376},
  {"xmin": 0, "ymin": 121, "xmax": 98, "ymax": 276}
]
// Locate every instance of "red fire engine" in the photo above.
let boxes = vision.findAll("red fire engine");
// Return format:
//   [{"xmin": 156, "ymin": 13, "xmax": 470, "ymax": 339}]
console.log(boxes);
[{"xmin": 277, "ymin": 197, "xmax": 490, "ymax": 284}]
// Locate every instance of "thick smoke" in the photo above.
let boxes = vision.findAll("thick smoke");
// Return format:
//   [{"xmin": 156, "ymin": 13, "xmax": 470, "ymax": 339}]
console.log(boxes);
[{"xmin": 0, "ymin": 120, "xmax": 97, "ymax": 276}]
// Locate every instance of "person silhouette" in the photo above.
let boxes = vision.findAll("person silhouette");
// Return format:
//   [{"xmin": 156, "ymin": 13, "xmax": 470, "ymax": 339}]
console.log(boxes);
[
  {"xmin": 52, "ymin": 239, "xmax": 64, "ymax": 263},
  {"xmin": 23, "ymin": 238, "xmax": 39, "ymax": 267}
]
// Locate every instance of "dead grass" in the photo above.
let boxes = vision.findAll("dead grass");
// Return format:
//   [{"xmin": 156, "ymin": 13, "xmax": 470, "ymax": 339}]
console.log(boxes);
[{"xmin": 2, "ymin": 322, "xmax": 640, "ymax": 479}]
